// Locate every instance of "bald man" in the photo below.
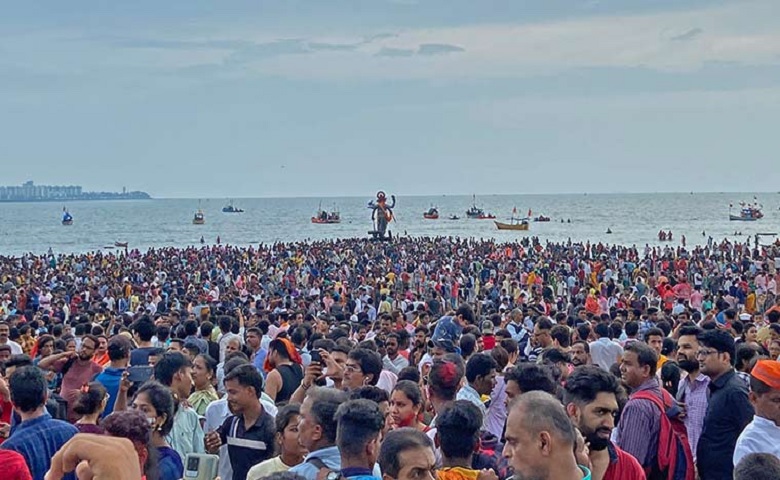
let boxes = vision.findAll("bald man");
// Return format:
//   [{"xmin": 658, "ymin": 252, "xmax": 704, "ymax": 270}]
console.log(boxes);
[{"xmin": 502, "ymin": 391, "xmax": 591, "ymax": 480}]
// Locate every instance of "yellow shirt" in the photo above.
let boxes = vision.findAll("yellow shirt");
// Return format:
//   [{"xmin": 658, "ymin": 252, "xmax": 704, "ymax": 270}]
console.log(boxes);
[
  {"xmin": 437, "ymin": 467, "xmax": 480, "ymax": 480},
  {"xmin": 247, "ymin": 456, "xmax": 291, "ymax": 480}
]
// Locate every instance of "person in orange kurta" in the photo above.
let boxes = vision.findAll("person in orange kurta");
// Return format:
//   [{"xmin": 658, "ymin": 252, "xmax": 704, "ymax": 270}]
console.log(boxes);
[{"xmin": 585, "ymin": 290, "xmax": 600, "ymax": 316}]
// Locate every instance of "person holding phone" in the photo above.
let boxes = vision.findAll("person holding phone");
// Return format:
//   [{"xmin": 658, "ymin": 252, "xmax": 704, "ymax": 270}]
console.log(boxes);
[
  {"xmin": 94, "ymin": 336, "xmax": 132, "ymax": 418},
  {"xmin": 205, "ymin": 365, "xmax": 275, "ymax": 480}
]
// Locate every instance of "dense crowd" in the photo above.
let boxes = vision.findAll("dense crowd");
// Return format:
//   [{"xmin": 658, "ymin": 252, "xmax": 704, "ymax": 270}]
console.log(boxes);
[{"xmin": 0, "ymin": 235, "xmax": 779, "ymax": 480}]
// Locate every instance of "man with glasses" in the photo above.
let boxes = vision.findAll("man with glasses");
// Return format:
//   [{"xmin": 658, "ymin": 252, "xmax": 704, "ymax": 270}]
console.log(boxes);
[
  {"xmin": 342, "ymin": 348, "xmax": 382, "ymax": 391},
  {"xmin": 38, "ymin": 333, "xmax": 103, "ymax": 423},
  {"xmin": 696, "ymin": 330, "xmax": 754, "ymax": 480},
  {"xmin": 526, "ymin": 317, "xmax": 554, "ymax": 362}
]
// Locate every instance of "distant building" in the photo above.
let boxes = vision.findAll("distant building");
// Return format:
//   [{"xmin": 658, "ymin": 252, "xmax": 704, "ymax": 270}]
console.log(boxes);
[{"xmin": 0, "ymin": 181, "xmax": 150, "ymax": 202}]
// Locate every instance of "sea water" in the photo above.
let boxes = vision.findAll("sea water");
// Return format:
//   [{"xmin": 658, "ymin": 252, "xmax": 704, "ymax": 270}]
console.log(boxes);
[{"xmin": 0, "ymin": 193, "xmax": 778, "ymax": 256}]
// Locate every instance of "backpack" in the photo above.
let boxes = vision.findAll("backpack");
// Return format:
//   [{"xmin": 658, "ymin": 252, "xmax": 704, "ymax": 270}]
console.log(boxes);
[{"xmin": 632, "ymin": 389, "xmax": 695, "ymax": 480}]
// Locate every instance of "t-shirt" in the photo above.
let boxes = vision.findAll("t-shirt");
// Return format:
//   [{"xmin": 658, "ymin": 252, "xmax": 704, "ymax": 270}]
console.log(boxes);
[
  {"xmin": 247, "ymin": 456, "xmax": 292, "ymax": 480},
  {"xmin": 60, "ymin": 359, "xmax": 103, "ymax": 423},
  {"xmin": 130, "ymin": 347, "xmax": 158, "ymax": 366},
  {"xmin": 218, "ymin": 410, "xmax": 276, "ymax": 480},
  {"xmin": 0, "ymin": 450, "xmax": 33, "ymax": 480}
]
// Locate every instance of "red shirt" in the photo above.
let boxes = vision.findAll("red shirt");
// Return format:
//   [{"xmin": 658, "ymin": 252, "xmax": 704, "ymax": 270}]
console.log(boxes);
[
  {"xmin": 0, "ymin": 398, "xmax": 12, "ymax": 446},
  {"xmin": 0, "ymin": 450, "xmax": 32, "ymax": 480},
  {"xmin": 604, "ymin": 442, "xmax": 647, "ymax": 480}
]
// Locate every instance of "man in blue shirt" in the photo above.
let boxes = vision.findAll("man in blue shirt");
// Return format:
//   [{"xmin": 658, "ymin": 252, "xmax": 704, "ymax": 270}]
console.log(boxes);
[
  {"xmin": 290, "ymin": 388, "xmax": 353, "ymax": 480},
  {"xmin": 94, "ymin": 336, "xmax": 131, "ymax": 417},
  {"xmin": 432, "ymin": 304, "xmax": 475, "ymax": 343},
  {"xmin": 335, "ymin": 399, "xmax": 385, "ymax": 480},
  {"xmin": 1, "ymin": 366, "xmax": 78, "ymax": 480}
]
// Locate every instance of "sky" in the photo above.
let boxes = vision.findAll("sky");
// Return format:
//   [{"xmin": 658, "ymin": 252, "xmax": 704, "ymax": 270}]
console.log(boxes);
[{"xmin": 1, "ymin": 0, "xmax": 779, "ymax": 198}]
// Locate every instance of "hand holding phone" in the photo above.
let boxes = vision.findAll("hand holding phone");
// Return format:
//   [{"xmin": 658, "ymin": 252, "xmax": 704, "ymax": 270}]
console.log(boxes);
[
  {"xmin": 127, "ymin": 366, "xmax": 154, "ymax": 384},
  {"xmin": 184, "ymin": 453, "xmax": 220, "ymax": 479}
]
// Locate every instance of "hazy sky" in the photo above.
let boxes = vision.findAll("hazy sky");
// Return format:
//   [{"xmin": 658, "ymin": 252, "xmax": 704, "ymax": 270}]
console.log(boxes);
[{"xmin": 2, "ymin": 0, "xmax": 779, "ymax": 198}]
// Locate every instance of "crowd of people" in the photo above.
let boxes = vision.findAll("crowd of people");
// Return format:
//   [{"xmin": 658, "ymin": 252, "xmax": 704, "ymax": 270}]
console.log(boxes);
[{"xmin": 0, "ymin": 234, "xmax": 779, "ymax": 480}]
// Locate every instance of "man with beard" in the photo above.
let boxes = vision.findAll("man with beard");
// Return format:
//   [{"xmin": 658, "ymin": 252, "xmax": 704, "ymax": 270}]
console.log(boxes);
[
  {"xmin": 383, "ymin": 333, "xmax": 409, "ymax": 375},
  {"xmin": 675, "ymin": 325, "xmax": 709, "ymax": 460},
  {"xmin": 38, "ymin": 333, "xmax": 103, "ymax": 423},
  {"xmin": 570, "ymin": 340, "xmax": 591, "ymax": 367},
  {"xmin": 565, "ymin": 366, "xmax": 645, "ymax": 480},
  {"xmin": 696, "ymin": 329, "xmax": 754, "ymax": 480}
]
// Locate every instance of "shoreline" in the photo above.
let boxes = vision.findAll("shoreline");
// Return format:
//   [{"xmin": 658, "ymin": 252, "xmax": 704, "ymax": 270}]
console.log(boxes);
[{"xmin": 3, "ymin": 233, "xmax": 779, "ymax": 260}]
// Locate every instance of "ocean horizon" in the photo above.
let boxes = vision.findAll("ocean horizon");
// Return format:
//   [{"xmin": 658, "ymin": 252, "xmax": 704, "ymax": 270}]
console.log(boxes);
[{"xmin": 1, "ymin": 192, "xmax": 778, "ymax": 257}]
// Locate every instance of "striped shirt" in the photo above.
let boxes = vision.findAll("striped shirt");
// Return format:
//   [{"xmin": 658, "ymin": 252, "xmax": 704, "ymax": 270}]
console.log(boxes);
[
  {"xmin": 218, "ymin": 409, "xmax": 275, "ymax": 480},
  {"xmin": 677, "ymin": 372, "xmax": 709, "ymax": 461},
  {"xmin": 616, "ymin": 378, "xmax": 661, "ymax": 468},
  {"xmin": 1, "ymin": 413, "xmax": 78, "ymax": 480}
]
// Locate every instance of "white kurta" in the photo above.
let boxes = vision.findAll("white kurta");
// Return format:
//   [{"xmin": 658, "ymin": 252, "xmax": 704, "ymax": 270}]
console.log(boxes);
[{"xmin": 733, "ymin": 415, "xmax": 780, "ymax": 467}]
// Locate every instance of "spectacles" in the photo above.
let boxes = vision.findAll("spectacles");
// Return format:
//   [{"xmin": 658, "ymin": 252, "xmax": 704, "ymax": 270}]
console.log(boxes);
[
  {"xmin": 344, "ymin": 364, "xmax": 362, "ymax": 373},
  {"xmin": 696, "ymin": 349, "xmax": 718, "ymax": 358}
]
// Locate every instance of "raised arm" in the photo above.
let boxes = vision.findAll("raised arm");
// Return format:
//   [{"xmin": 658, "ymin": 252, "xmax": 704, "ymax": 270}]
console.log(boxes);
[{"xmin": 37, "ymin": 351, "xmax": 77, "ymax": 372}]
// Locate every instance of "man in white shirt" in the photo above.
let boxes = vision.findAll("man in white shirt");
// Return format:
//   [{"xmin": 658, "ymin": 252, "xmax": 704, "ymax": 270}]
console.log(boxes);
[
  {"xmin": 588, "ymin": 323, "xmax": 623, "ymax": 371},
  {"xmin": 0, "ymin": 321, "xmax": 23, "ymax": 354},
  {"xmin": 734, "ymin": 360, "xmax": 780, "ymax": 465},
  {"xmin": 382, "ymin": 333, "xmax": 408, "ymax": 375}
]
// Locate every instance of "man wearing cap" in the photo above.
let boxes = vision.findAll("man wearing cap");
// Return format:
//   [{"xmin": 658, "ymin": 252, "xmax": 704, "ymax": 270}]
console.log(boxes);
[
  {"xmin": 733, "ymin": 360, "xmax": 780, "ymax": 465},
  {"xmin": 481, "ymin": 320, "xmax": 496, "ymax": 351}
]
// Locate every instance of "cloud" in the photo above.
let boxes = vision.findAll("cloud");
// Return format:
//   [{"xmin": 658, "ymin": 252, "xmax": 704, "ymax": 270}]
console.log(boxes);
[
  {"xmin": 671, "ymin": 28, "xmax": 703, "ymax": 42},
  {"xmin": 106, "ymin": 37, "xmax": 251, "ymax": 50},
  {"xmin": 246, "ymin": 1, "xmax": 779, "ymax": 81},
  {"xmin": 417, "ymin": 43, "xmax": 465, "ymax": 55},
  {"xmin": 364, "ymin": 33, "xmax": 400, "ymax": 43},
  {"xmin": 309, "ymin": 42, "xmax": 358, "ymax": 52},
  {"xmin": 374, "ymin": 47, "xmax": 415, "ymax": 57},
  {"xmin": 224, "ymin": 39, "xmax": 310, "ymax": 65}
]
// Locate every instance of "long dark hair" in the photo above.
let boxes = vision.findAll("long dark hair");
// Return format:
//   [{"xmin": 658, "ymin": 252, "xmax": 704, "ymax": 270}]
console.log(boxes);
[
  {"xmin": 73, "ymin": 382, "xmax": 107, "ymax": 416},
  {"xmin": 103, "ymin": 409, "xmax": 160, "ymax": 480}
]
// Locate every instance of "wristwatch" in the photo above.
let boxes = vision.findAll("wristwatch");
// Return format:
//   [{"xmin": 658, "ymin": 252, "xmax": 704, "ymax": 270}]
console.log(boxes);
[{"xmin": 326, "ymin": 472, "xmax": 342, "ymax": 480}]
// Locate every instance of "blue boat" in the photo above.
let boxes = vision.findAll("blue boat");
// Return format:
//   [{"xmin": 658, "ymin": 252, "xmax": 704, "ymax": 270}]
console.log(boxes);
[{"xmin": 62, "ymin": 207, "xmax": 73, "ymax": 225}]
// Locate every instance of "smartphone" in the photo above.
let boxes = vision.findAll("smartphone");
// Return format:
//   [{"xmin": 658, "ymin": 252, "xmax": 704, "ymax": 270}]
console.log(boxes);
[
  {"xmin": 310, "ymin": 350, "xmax": 322, "ymax": 364},
  {"xmin": 127, "ymin": 366, "xmax": 154, "ymax": 383},
  {"xmin": 184, "ymin": 453, "xmax": 219, "ymax": 480}
]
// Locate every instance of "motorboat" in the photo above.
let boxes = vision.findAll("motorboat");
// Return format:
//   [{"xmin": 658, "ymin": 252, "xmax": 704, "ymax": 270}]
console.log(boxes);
[
  {"xmin": 423, "ymin": 206, "xmax": 439, "ymax": 219},
  {"xmin": 729, "ymin": 202, "xmax": 763, "ymax": 221},
  {"xmin": 312, "ymin": 202, "xmax": 341, "ymax": 224},
  {"xmin": 533, "ymin": 215, "xmax": 551, "ymax": 222},
  {"xmin": 466, "ymin": 194, "xmax": 485, "ymax": 218},
  {"xmin": 448, "ymin": 215, "xmax": 460, "ymax": 220},
  {"xmin": 114, "ymin": 241, "xmax": 128, "ymax": 248},
  {"xmin": 222, "ymin": 201, "xmax": 244, "ymax": 213},
  {"xmin": 193, "ymin": 209, "xmax": 205, "ymax": 225},
  {"xmin": 62, "ymin": 208, "xmax": 73, "ymax": 226},
  {"xmin": 466, "ymin": 195, "xmax": 495, "ymax": 219}
]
